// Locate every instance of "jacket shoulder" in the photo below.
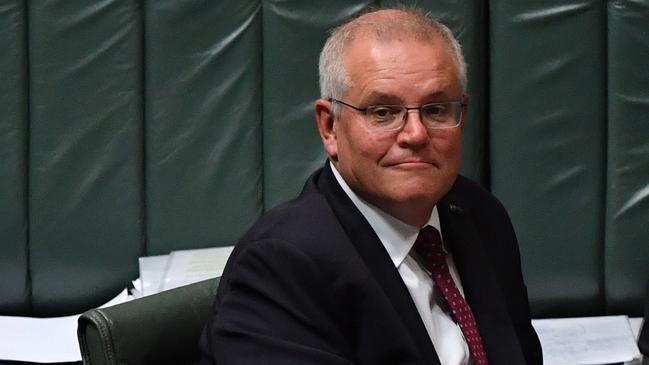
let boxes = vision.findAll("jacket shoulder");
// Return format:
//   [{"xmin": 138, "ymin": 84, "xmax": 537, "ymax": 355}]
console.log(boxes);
[{"xmin": 450, "ymin": 175, "xmax": 507, "ymax": 213}]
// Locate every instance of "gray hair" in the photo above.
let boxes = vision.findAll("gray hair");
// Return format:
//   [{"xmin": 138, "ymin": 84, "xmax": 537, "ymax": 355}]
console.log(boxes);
[{"xmin": 318, "ymin": 7, "xmax": 468, "ymax": 111}]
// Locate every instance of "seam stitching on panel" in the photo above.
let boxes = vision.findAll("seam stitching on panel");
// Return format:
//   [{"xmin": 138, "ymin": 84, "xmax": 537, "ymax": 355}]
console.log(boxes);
[
  {"xmin": 602, "ymin": 0, "xmax": 610, "ymax": 314},
  {"xmin": 24, "ymin": 0, "xmax": 33, "ymax": 315},
  {"xmin": 484, "ymin": 0, "xmax": 492, "ymax": 190},
  {"xmin": 260, "ymin": 0, "xmax": 266, "ymax": 213},
  {"xmin": 139, "ymin": 0, "xmax": 148, "ymax": 257}
]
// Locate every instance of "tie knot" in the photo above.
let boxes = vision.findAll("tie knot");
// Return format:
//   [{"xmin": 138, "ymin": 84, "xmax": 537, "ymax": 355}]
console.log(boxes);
[{"xmin": 413, "ymin": 226, "xmax": 445, "ymax": 262}]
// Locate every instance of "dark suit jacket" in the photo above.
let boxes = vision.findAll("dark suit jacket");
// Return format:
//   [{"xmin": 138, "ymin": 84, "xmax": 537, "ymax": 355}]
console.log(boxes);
[{"xmin": 200, "ymin": 163, "xmax": 542, "ymax": 365}]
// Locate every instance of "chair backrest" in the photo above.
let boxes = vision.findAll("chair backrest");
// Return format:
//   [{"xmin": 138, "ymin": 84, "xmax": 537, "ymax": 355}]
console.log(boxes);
[
  {"xmin": 1, "ymin": 1, "xmax": 648, "ymax": 318},
  {"xmin": 77, "ymin": 278, "xmax": 219, "ymax": 365}
]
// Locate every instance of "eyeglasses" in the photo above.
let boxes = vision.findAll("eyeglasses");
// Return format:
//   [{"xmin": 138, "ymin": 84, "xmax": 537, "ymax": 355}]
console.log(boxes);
[{"xmin": 330, "ymin": 98, "xmax": 465, "ymax": 131}]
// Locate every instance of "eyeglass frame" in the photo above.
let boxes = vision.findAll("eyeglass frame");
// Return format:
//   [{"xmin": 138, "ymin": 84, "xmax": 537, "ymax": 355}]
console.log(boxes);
[{"xmin": 329, "ymin": 98, "xmax": 466, "ymax": 131}]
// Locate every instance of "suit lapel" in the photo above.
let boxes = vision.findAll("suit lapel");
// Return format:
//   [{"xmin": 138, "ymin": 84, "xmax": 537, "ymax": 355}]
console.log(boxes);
[
  {"xmin": 438, "ymin": 192, "xmax": 527, "ymax": 365},
  {"xmin": 317, "ymin": 164, "xmax": 441, "ymax": 365}
]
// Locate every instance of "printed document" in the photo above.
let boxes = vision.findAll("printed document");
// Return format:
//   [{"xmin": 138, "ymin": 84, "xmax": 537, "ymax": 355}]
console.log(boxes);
[
  {"xmin": 532, "ymin": 315, "xmax": 641, "ymax": 365},
  {"xmin": 160, "ymin": 246, "xmax": 234, "ymax": 291}
]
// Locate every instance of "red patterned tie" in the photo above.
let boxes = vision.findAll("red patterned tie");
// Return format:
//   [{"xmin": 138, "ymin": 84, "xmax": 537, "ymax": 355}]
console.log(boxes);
[{"xmin": 414, "ymin": 226, "xmax": 489, "ymax": 365}]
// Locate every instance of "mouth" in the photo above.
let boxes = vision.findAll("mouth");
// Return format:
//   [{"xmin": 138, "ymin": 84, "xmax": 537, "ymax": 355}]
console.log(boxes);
[{"xmin": 385, "ymin": 160, "xmax": 437, "ymax": 169}]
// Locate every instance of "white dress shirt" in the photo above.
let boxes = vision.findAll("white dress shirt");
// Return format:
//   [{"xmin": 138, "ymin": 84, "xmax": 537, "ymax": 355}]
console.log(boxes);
[{"xmin": 331, "ymin": 163, "xmax": 471, "ymax": 365}]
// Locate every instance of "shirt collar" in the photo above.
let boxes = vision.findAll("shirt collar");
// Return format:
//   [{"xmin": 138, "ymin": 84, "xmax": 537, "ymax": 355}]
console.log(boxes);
[{"xmin": 330, "ymin": 162, "xmax": 442, "ymax": 268}]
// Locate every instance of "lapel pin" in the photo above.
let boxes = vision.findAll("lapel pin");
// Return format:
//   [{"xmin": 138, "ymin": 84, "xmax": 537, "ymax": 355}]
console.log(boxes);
[{"xmin": 449, "ymin": 204, "xmax": 463, "ymax": 214}]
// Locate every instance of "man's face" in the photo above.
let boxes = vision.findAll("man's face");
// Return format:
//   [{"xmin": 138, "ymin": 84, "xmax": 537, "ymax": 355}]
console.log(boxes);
[{"xmin": 317, "ymin": 34, "xmax": 466, "ymax": 225}]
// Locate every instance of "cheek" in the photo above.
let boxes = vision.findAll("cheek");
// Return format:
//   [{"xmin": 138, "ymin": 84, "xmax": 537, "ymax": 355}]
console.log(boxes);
[
  {"xmin": 340, "ymin": 126, "xmax": 392, "ymax": 163},
  {"xmin": 432, "ymin": 132, "xmax": 462, "ymax": 160}
]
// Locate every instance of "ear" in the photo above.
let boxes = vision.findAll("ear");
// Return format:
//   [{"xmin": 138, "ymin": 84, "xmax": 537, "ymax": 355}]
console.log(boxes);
[
  {"xmin": 315, "ymin": 98, "xmax": 339, "ymax": 161},
  {"xmin": 460, "ymin": 93, "xmax": 470, "ymax": 131}
]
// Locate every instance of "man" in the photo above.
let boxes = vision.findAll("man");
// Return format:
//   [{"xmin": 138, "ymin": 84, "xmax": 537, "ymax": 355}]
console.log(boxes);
[{"xmin": 200, "ymin": 8, "xmax": 542, "ymax": 365}]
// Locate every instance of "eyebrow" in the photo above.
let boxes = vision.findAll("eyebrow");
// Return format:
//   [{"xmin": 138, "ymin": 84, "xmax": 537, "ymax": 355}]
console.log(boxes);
[
  {"xmin": 362, "ymin": 90, "xmax": 455, "ymax": 105},
  {"xmin": 362, "ymin": 91, "xmax": 402, "ymax": 105},
  {"xmin": 423, "ymin": 91, "xmax": 455, "ymax": 101}
]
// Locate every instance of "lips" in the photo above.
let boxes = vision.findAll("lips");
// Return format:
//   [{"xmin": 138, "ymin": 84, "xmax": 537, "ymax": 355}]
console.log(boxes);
[{"xmin": 383, "ymin": 159, "xmax": 437, "ymax": 168}]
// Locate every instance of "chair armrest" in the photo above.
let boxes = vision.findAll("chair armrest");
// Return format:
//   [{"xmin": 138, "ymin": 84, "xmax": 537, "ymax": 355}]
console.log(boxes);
[{"xmin": 77, "ymin": 278, "xmax": 219, "ymax": 365}]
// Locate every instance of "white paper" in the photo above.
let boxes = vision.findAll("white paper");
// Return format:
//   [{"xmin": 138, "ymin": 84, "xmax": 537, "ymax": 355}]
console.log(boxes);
[
  {"xmin": 138, "ymin": 254, "xmax": 170, "ymax": 296},
  {"xmin": 160, "ymin": 246, "xmax": 234, "ymax": 291},
  {"xmin": 130, "ymin": 278, "xmax": 143, "ymax": 298},
  {"xmin": 629, "ymin": 317, "xmax": 645, "ymax": 340},
  {"xmin": 0, "ymin": 289, "xmax": 130, "ymax": 363},
  {"xmin": 532, "ymin": 315, "xmax": 641, "ymax": 365}
]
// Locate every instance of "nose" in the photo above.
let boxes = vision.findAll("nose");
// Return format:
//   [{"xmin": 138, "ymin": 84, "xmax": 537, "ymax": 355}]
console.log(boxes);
[{"xmin": 396, "ymin": 109, "xmax": 429, "ymax": 147}]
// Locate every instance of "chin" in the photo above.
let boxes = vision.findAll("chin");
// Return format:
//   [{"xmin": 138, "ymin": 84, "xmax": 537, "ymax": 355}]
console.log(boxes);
[
  {"xmin": 386, "ymin": 184, "xmax": 439, "ymax": 204},
  {"xmin": 393, "ymin": 178, "xmax": 454, "ymax": 205}
]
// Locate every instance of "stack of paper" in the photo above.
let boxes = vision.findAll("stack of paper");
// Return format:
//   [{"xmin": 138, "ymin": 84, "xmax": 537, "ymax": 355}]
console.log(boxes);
[
  {"xmin": 532, "ymin": 315, "xmax": 642, "ymax": 365},
  {"xmin": 136, "ymin": 245, "xmax": 234, "ymax": 296},
  {"xmin": 159, "ymin": 246, "xmax": 234, "ymax": 291},
  {"xmin": 138, "ymin": 254, "xmax": 171, "ymax": 296}
]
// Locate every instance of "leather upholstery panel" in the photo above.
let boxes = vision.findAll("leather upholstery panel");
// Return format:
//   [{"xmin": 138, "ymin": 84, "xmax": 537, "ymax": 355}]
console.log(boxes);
[
  {"xmin": 145, "ymin": 0, "xmax": 263, "ymax": 254},
  {"xmin": 489, "ymin": 0, "xmax": 607, "ymax": 317},
  {"xmin": 0, "ymin": 0, "xmax": 29, "ymax": 314},
  {"xmin": 28, "ymin": 0, "xmax": 144, "ymax": 316},
  {"xmin": 605, "ymin": 0, "xmax": 649, "ymax": 315}
]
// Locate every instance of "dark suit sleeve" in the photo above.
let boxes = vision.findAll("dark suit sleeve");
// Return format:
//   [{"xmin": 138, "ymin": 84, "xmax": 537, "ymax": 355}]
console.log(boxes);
[{"xmin": 200, "ymin": 239, "xmax": 354, "ymax": 365}]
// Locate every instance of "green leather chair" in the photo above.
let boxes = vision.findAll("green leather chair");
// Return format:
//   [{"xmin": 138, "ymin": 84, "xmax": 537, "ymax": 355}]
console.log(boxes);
[{"xmin": 77, "ymin": 279, "xmax": 219, "ymax": 365}]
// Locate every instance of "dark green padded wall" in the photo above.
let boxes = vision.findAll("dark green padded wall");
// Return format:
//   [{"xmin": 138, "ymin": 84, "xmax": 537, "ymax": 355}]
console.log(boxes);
[
  {"xmin": 605, "ymin": 0, "xmax": 649, "ymax": 315},
  {"xmin": 28, "ymin": 0, "xmax": 143, "ymax": 316},
  {"xmin": 262, "ymin": 1, "xmax": 366, "ymax": 209},
  {"xmin": 0, "ymin": 0, "xmax": 29, "ymax": 315},
  {"xmin": 145, "ymin": 0, "xmax": 263, "ymax": 254},
  {"xmin": 1, "ymin": 0, "xmax": 647, "ymax": 318},
  {"xmin": 490, "ymin": 1, "xmax": 607, "ymax": 317}
]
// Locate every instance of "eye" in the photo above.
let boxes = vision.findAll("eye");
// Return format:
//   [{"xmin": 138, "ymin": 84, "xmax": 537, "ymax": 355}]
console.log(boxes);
[
  {"xmin": 421, "ymin": 104, "xmax": 449, "ymax": 119},
  {"xmin": 367, "ymin": 105, "xmax": 402, "ymax": 121}
]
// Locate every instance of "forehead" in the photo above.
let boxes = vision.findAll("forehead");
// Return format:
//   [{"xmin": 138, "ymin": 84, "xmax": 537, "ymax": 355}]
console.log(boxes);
[{"xmin": 342, "ymin": 34, "xmax": 461, "ymax": 100}]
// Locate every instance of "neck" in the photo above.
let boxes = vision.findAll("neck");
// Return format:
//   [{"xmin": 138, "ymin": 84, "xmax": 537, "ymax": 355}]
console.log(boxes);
[{"xmin": 374, "ymin": 200, "xmax": 434, "ymax": 227}]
